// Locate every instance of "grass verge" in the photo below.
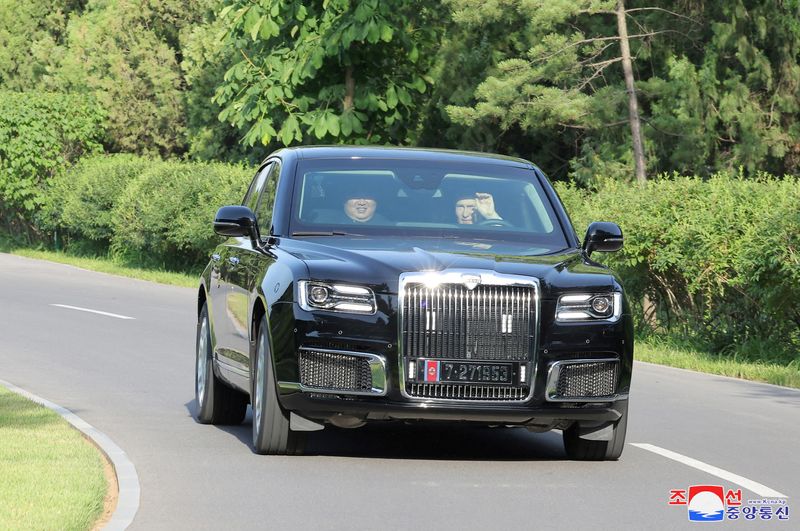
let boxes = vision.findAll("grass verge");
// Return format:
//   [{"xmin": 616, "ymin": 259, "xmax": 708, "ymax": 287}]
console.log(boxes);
[
  {"xmin": 637, "ymin": 338, "xmax": 800, "ymax": 389},
  {"xmin": 0, "ymin": 386, "xmax": 108, "ymax": 530},
  {"xmin": 0, "ymin": 243, "xmax": 196, "ymax": 288}
]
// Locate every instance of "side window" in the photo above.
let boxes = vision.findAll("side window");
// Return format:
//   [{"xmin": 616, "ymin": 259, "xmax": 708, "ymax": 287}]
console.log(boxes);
[
  {"xmin": 242, "ymin": 163, "xmax": 273, "ymax": 210},
  {"xmin": 254, "ymin": 161, "xmax": 281, "ymax": 234}
]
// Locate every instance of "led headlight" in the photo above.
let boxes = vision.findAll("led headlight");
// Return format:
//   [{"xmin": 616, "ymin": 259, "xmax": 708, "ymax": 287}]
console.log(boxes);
[
  {"xmin": 298, "ymin": 280, "xmax": 376, "ymax": 314},
  {"xmin": 556, "ymin": 292, "xmax": 622, "ymax": 322}
]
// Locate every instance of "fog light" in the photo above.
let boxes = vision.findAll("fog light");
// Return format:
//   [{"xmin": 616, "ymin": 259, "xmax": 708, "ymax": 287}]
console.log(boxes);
[
  {"xmin": 591, "ymin": 296, "xmax": 611, "ymax": 314},
  {"xmin": 310, "ymin": 286, "xmax": 329, "ymax": 304}
]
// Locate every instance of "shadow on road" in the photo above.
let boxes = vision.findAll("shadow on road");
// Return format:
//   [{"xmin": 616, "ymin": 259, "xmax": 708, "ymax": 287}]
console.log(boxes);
[{"xmin": 185, "ymin": 400, "xmax": 567, "ymax": 461}]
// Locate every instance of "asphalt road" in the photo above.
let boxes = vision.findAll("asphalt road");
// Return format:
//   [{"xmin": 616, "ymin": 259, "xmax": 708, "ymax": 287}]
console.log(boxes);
[{"xmin": 1, "ymin": 253, "xmax": 797, "ymax": 529}]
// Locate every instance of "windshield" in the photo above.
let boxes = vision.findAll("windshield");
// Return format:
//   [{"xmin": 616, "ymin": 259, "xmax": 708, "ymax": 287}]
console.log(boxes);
[{"xmin": 290, "ymin": 158, "xmax": 569, "ymax": 250}]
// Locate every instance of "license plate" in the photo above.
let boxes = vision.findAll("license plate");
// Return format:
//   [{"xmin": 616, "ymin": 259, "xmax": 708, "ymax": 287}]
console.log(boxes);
[{"xmin": 420, "ymin": 360, "xmax": 514, "ymax": 385}]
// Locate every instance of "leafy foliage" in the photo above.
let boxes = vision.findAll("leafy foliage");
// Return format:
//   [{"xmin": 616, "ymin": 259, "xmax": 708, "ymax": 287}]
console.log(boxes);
[
  {"xmin": 49, "ymin": 0, "xmax": 205, "ymax": 156},
  {"xmin": 0, "ymin": 91, "xmax": 105, "ymax": 235},
  {"xmin": 44, "ymin": 154, "xmax": 153, "ymax": 247},
  {"xmin": 110, "ymin": 160, "xmax": 252, "ymax": 270},
  {"xmin": 214, "ymin": 0, "xmax": 444, "ymax": 147},
  {"xmin": 557, "ymin": 173, "xmax": 800, "ymax": 357},
  {"xmin": 0, "ymin": 0, "xmax": 75, "ymax": 90}
]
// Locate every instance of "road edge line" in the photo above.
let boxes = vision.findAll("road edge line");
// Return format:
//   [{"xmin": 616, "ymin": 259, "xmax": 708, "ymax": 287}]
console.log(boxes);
[
  {"xmin": 631, "ymin": 443, "xmax": 788, "ymax": 498},
  {"xmin": 0, "ymin": 378, "xmax": 140, "ymax": 530}
]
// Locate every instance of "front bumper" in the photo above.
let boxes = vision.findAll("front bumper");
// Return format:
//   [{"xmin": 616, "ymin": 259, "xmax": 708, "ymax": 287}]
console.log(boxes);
[{"xmin": 270, "ymin": 300, "xmax": 633, "ymax": 426}]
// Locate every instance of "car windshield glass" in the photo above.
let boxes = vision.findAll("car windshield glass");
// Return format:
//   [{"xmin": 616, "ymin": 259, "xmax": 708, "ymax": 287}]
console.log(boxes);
[{"xmin": 290, "ymin": 158, "xmax": 569, "ymax": 250}]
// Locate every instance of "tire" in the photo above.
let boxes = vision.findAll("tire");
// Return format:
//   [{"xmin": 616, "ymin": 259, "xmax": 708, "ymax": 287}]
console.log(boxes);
[
  {"xmin": 251, "ymin": 315, "xmax": 306, "ymax": 455},
  {"xmin": 563, "ymin": 402, "xmax": 628, "ymax": 461},
  {"xmin": 195, "ymin": 303, "xmax": 247, "ymax": 425}
]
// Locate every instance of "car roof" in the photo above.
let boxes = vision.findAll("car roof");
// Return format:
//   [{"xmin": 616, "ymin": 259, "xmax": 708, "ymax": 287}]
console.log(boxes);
[{"xmin": 281, "ymin": 146, "xmax": 536, "ymax": 169}]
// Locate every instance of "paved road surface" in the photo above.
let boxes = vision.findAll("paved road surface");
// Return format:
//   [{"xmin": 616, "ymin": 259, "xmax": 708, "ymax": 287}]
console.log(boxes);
[{"xmin": 1, "ymin": 253, "xmax": 796, "ymax": 529}]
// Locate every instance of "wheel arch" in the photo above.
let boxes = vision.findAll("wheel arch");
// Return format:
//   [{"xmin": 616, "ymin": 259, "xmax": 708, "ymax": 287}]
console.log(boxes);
[{"xmin": 197, "ymin": 283, "xmax": 207, "ymax": 317}]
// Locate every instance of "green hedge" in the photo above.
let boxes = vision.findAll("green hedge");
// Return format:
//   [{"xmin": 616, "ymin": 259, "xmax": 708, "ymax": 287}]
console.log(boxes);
[
  {"xmin": 45, "ymin": 154, "xmax": 152, "ymax": 247},
  {"xmin": 43, "ymin": 155, "xmax": 253, "ymax": 271},
  {"xmin": 111, "ymin": 160, "xmax": 252, "ymax": 270},
  {"xmin": 556, "ymin": 173, "xmax": 800, "ymax": 358}
]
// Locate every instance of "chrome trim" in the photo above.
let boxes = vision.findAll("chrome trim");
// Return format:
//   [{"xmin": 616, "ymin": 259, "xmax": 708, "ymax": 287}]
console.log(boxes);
[
  {"xmin": 297, "ymin": 347, "xmax": 387, "ymax": 396},
  {"xmin": 398, "ymin": 270, "xmax": 540, "ymax": 404},
  {"xmin": 545, "ymin": 358, "xmax": 622, "ymax": 402}
]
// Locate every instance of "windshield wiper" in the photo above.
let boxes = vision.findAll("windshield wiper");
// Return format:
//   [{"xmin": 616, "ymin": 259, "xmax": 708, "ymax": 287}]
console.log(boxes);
[{"xmin": 291, "ymin": 231, "xmax": 353, "ymax": 236}]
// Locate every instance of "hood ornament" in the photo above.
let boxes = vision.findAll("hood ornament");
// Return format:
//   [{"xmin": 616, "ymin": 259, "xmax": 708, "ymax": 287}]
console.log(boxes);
[{"xmin": 462, "ymin": 274, "xmax": 482, "ymax": 290}]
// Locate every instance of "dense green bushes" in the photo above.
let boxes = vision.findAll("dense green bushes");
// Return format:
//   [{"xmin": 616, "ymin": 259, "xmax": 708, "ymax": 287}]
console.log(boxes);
[
  {"xmin": 556, "ymin": 174, "xmax": 800, "ymax": 358},
  {"xmin": 0, "ymin": 91, "xmax": 105, "ymax": 235},
  {"xmin": 111, "ymin": 160, "xmax": 252, "ymax": 269},
  {"xmin": 45, "ymin": 155, "xmax": 253, "ymax": 270}
]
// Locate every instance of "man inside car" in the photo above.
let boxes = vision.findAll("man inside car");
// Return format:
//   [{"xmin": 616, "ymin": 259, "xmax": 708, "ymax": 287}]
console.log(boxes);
[{"xmin": 455, "ymin": 192, "xmax": 504, "ymax": 224}]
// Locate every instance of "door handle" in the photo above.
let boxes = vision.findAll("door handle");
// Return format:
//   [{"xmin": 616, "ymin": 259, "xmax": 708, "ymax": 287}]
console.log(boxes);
[
  {"xmin": 211, "ymin": 253, "xmax": 221, "ymax": 262},
  {"xmin": 228, "ymin": 256, "xmax": 240, "ymax": 266}
]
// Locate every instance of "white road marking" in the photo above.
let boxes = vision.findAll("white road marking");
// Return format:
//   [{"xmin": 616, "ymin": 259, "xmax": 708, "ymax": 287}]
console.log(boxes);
[
  {"xmin": 51, "ymin": 304, "xmax": 135, "ymax": 320},
  {"xmin": 0, "ymin": 378, "xmax": 140, "ymax": 530},
  {"xmin": 632, "ymin": 443, "xmax": 788, "ymax": 498}
]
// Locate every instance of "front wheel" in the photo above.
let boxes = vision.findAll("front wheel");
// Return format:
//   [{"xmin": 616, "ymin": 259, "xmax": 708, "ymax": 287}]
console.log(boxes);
[
  {"xmin": 195, "ymin": 303, "xmax": 247, "ymax": 425},
  {"xmin": 563, "ymin": 402, "xmax": 628, "ymax": 461},
  {"xmin": 251, "ymin": 315, "xmax": 306, "ymax": 455}
]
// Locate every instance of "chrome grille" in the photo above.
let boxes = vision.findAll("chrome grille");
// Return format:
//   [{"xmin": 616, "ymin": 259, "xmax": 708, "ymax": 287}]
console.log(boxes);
[
  {"xmin": 408, "ymin": 383, "xmax": 529, "ymax": 401},
  {"xmin": 298, "ymin": 350, "xmax": 372, "ymax": 392},
  {"xmin": 402, "ymin": 283, "xmax": 534, "ymax": 361},
  {"xmin": 549, "ymin": 360, "xmax": 618, "ymax": 400}
]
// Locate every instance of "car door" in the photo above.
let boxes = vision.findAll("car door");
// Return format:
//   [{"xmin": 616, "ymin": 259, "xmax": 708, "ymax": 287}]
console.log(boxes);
[
  {"xmin": 213, "ymin": 163, "xmax": 272, "ymax": 375},
  {"xmin": 222, "ymin": 161, "xmax": 279, "ymax": 376}
]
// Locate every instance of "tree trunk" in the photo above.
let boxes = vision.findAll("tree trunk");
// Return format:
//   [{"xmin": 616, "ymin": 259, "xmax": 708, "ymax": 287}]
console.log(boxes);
[
  {"xmin": 343, "ymin": 66, "xmax": 355, "ymax": 111},
  {"xmin": 616, "ymin": 0, "xmax": 647, "ymax": 183}
]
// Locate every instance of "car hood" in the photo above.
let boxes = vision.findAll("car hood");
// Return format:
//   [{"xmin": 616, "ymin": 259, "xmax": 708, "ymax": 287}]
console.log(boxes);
[{"xmin": 279, "ymin": 236, "xmax": 618, "ymax": 297}]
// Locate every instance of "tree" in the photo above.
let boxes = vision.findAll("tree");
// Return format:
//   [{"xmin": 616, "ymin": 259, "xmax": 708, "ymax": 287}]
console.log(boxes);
[
  {"xmin": 444, "ymin": 0, "xmax": 706, "ymax": 182},
  {"xmin": 0, "ymin": 0, "xmax": 79, "ymax": 90},
  {"xmin": 641, "ymin": 0, "xmax": 800, "ymax": 176},
  {"xmin": 214, "ymin": 0, "xmax": 444, "ymax": 147},
  {"xmin": 50, "ymin": 0, "xmax": 207, "ymax": 157}
]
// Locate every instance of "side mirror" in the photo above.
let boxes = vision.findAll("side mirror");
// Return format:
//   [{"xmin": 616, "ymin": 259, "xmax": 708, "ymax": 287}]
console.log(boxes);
[
  {"xmin": 582, "ymin": 221, "xmax": 623, "ymax": 256},
  {"xmin": 214, "ymin": 206, "xmax": 260, "ymax": 248}
]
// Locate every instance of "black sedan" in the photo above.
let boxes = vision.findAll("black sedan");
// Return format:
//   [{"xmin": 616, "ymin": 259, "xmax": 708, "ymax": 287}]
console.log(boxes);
[{"xmin": 195, "ymin": 146, "xmax": 632, "ymax": 459}]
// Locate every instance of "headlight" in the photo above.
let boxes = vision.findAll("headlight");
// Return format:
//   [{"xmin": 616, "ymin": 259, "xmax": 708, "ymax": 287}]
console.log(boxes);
[
  {"xmin": 298, "ymin": 280, "xmax": 377, "ymax": 314},
  {"xmin": 556, "ymin": 292, "xmax": 622, "ymax": 322}
]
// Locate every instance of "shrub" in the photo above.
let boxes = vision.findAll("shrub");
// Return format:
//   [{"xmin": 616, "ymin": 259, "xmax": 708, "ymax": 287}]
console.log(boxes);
[
  {"xmin": 0, "ymin": 91, "xmax": 105, "ymax": 238},
  {"xmin": 556, "ymin": 173, "xmax": 800, "ymax": 357},
  {"xmin": 110, "ymin": 160, "xmax": 253, "ymax": 270},
  {"xmin": 45, "ymin": 154, "xmax": 153, "ymax": 249}
]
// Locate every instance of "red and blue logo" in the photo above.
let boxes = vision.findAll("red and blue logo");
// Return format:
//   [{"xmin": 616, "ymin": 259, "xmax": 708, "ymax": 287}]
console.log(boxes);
[{"xmin": 688, "ymin": 485, "xmax": 725, "ymax": 521}]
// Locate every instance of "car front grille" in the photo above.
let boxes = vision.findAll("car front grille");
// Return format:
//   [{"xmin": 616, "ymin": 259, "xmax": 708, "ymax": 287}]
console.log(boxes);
[
  {"xmin": 401, "ymin": 283, "xmax": 534, "ymax": 361},
  {"xmin": 407, "ymin": 383, "xmax": 529, "ymax": 401},
  {"xmin": 298, "ymin": 349, "xmax": 373, "ymax": 393},
  {"xmin": 548, "ymin": 360, "xmax": 618, "ymax": 401}
]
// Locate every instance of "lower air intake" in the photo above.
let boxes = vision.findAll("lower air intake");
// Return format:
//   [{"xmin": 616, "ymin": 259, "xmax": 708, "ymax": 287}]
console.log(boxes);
[
  {"xmin": 299, "ymin": 350, "xmax": 373, "ymax": 393},
  {"xmin": 548, "ymin": 359, "xmax": 618, "ymax": 401},
  {"xmin": 407, "ymin": 383, "xmax": 529, "ymax": 401}
]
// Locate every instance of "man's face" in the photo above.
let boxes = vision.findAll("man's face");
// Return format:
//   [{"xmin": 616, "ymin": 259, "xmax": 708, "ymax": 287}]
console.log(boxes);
[
  {"xmin": 455, "ymin": 198, "xmax": 476, "ymax": 224},
  {"xmin": 345, "ymin": 197, "xmax": 377, "ymax": 222}
]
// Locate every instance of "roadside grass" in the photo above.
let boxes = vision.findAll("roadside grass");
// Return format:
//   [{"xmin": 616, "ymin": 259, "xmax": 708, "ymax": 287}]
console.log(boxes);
[
  {"xmin": 637, "ymin": 338, "xmax": 800, "ymax": 389},
  {"xmin": 0, "ymin": 236, "xmax": 197, "ymax": 288},
  {"xmin": 0, "ymin": 386, "xmax": 107, "ymax": 530}
]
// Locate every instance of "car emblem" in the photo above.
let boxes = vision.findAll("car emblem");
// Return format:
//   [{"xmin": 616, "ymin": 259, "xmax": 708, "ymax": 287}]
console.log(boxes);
[{"xmin": 462, "ymin": 274, "xmax": 482, "ymax": 290}]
